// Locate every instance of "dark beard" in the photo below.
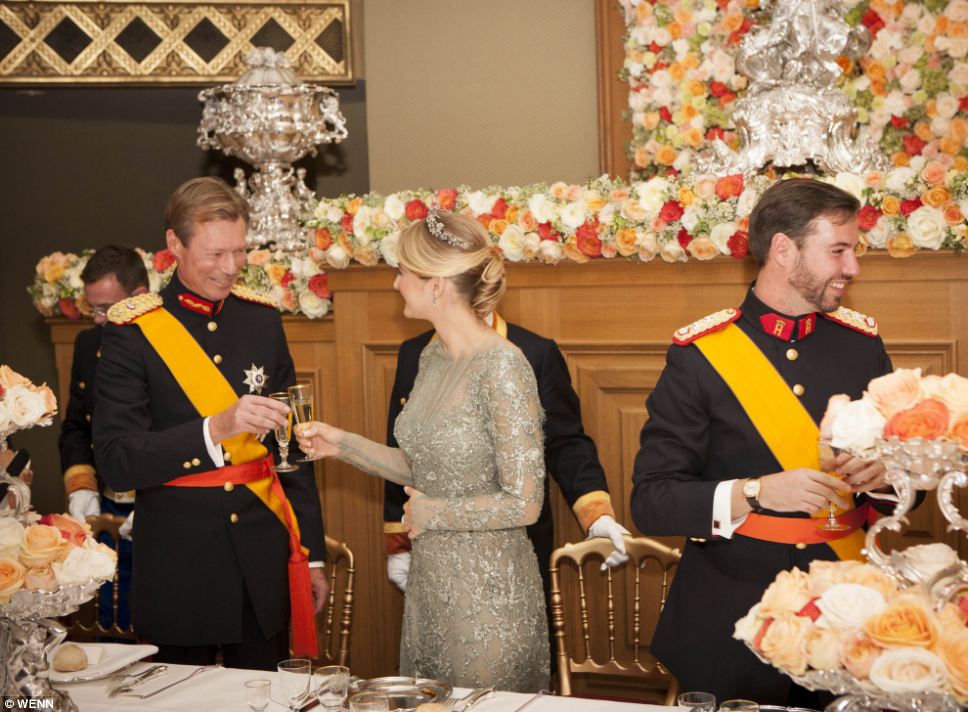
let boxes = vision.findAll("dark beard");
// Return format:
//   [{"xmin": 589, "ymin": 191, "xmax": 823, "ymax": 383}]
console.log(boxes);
[{"xmin": 789, "ymin": 257, "xmax": 846, "ymax": 313}]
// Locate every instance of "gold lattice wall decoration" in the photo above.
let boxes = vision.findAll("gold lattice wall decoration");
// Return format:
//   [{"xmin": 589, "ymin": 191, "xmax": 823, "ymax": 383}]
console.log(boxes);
[{"xmin": 0, "ymin": 0, "xmax": 352, "ymax": 84}]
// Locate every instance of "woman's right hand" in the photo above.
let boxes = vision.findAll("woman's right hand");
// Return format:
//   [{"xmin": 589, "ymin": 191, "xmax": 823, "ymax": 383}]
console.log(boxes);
[{"xmin": 293, "ymin": 421, "xmax": 345, "ymax": 459}]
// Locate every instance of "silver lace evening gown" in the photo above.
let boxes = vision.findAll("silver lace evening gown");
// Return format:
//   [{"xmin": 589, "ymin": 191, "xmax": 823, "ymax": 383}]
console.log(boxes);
[{"xmin": 341, "ymin": 337, "xmax": 550, "ymax": 692}]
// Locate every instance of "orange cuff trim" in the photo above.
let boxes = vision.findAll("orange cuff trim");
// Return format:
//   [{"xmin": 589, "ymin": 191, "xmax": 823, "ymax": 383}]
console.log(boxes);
[
  {"xmin": 384, "ymin": 532, "xmax": 411, "ymax": 556},
  {"xmin": 64, "ymin": 465, "xmax": 97, "ymax": 494},
  {"xmin": 572, "ymin": 490, "xmax": 616, "ymax": 532},
  {"xmin": 384, "ymin": 521, "xmax": 405, "ymax": 534}
]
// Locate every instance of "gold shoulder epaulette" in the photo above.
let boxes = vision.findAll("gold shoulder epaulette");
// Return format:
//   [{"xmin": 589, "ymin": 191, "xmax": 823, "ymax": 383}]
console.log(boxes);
[
  {"xmin": 672, "ymin": 308, "xmax": 741, "ymax": 346},
  {"xmin": 822, "ymin": 307, "xmax": 878, "ymax": 337},
  {"xmin": 231, "ymin": 284, "xmax": 278, "ymax": 309},
  {"xmin": 107, "ymin": 293, "xmax": 163, "ymax": 325}
]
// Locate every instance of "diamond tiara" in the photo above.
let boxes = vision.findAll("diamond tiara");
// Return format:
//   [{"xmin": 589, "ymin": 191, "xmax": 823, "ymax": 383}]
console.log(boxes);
[{"xmin": 425, "ymin": 207, "xmax": 471, "ymax": 249}]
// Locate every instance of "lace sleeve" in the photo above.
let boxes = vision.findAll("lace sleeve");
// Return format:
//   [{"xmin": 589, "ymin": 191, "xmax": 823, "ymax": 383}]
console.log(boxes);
[
  {"xmin": 339, "ymin": 432, "xmax": 414, "ymax": 487},
  {"xmin": 413, "ymin": 347, "xmax": 546, "ymax": 532}
]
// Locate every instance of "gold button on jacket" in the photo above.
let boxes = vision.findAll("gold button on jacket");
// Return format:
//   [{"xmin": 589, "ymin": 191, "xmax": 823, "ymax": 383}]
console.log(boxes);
[
  {"xmin": 793, "ymin": 384, "xmax": 805, "ymax": 396},
  {"xmin": 230, "ymin": 513, "xmax": 239, "ymax": 524}
]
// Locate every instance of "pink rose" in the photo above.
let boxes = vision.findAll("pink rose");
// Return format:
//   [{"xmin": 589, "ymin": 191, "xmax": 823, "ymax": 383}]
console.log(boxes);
[{"xmin": 866, "ymin": 368, "xmax": 923, "ymax": 418}]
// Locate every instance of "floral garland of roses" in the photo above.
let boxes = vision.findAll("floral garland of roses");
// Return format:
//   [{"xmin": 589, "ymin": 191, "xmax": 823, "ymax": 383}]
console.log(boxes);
[{"xmin": 620, "ymin": 0, "xmax": 968, "ymax": 179}]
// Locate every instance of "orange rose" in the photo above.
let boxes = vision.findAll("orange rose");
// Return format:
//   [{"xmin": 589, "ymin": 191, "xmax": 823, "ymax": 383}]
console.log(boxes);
[
  {"xmin": 562, "ymin": 237, "xmax": 589, "ymax": 264},
  {"xmin": 667, "ymin": 21, "xmax": 682, "ymax": 39},
  {"xmin": 669, "ymin": 63, "xmax": 686, "ymax": 82},
  {"xmin": 615, "ymin": 228, "xmax": 638, "ymax": 257},
  {"xmin": 955, "ymin": 156, "xmax": 968, "ymax": 172},
  {"xmin": 864, "ymin": 60, "xmax": 887, "ymax": 82},
  {"xmin": 280, "ymin": 290, "xmax": 298, "ymax": 312},
  {"xmin": 641, "ymin": 112, "xmax": 660, "ymax": 130},
  {"xmin": 682, "ymin": 53, "xmax": 700, "ymax": 70},
  {"xmin": 887, "ymin": 234, "xmax": 917, "ymax": 258},
  {"xmin": 915, "ymin": 122, "xmax": 935, "ymax": 142},
  {"xmin": 682, "ymin": 104, "xmax": 699, "ymax": 120},
  {"xmin": 678, "ymin": 187, "xmax": 695, "ymax": 206},
  {"xmin": 880, "ymin": 195, "xmax": 901, "ymax": 216},
  {"xmin": 884, "ymin": 399, "xmax": 950, "ymax": 441},
  {"xmin": 0, "ymin": 558, "xmax": 26, "ymax": 603},
  {"xmin": 864, "ymin": 600, "xmax": 938, "ymax": 648},
  {"xmin": 345, "ymin": 197, "xmax": 363, "ymax": 215},
  {"xmin": 715, "ymin": 174, "xmax": 745, "ymax": 200},
  {"xmin": 490, "ymin": 219, "xmax": 509, "ymax": 236},
  {"xmin": 920, "ymin": 161, "xmax": 947, "ymax": 185},
  {"xmin": 633, "ymin": 147, "xmax": 651, "ymax": 168},
  {"xmin": 938, "ymin": 633, "xmax": 968, "ymax": 699},
  {"xmin": 940, "ymin": 136, "xmax": 963, "ymax": 155},
  {"xmin": 264, "ymin": 263, "xmax": 287, "ymax": 286},
  {"xmin": 516, "ymin": 210, "xmax": 538, "ymax": 233},
  {"xmin": 655, "ymin": 144, "xmax": 677, "ymax": 166},
  {"xmin": 941, "ymin": 203, "xmax": 964, "ymax": 226},
  {"xmin": 314, "ymin": 228, "xmax": 333, "ymax": 250},
  {"xmin": 950, "ymin": 416, "xmax": 968, "ymax": 450},
  {"xmin": 20, "ymin": 525, "xmax": 67, "ymax": 568},
  {"xmin": 841, "ymin": 631, "xmax": 884, "ymax": 679},
  {"xmin": 354, "ymin": 247, "xmax": 379, "ymax": 267},
  {"xmin": 922, "ymin": 186, "xmax": 951, "ymax": 208},
  {"xmin": 891, "ymin": 152, "xmax": 911, "ymax": 168},
  {"xmin": 247, "ymin": 249, "xmax": 272, "ymax": 266},
  {"xmin": 866, "ymin": 368, "xmax": 923, "ymax": 418},
  {"xmin": 870, "ymin": 79, "xmax": 888, "ymax": 97},
  {"xmin": 723, "ymin": 13, "xmax": 744, "ymax": 32},
  {"xmin": 950, "ymin": 20, "xmax": 968, "ymax": 39},
  {"xmin": 949, "ymin": 118, "xmax": 968, "ymax": 143},
  {"xmin": 687, "ymin": 237, "xmax": 719, "ymax": 261}
]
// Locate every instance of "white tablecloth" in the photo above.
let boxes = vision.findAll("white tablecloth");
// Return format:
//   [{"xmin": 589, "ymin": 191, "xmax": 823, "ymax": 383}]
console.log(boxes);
[{"xmin": 56, "ymin": 663, "xmax": 671, "ymax": 712}]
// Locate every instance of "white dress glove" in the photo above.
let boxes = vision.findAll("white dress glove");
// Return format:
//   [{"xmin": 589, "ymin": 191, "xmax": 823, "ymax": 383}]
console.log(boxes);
[
  {"xmin": 119, "ymin": 512, "xmax": 134, "ymax": 541},
  {"xmin": 67, "ymin": 489, "xmax": 101, "ymax": 522},
  {"xmin": 587, "ymin": 514, "xmax": 631, "ymax": 570},
  {"xmin": 386, "ymin": 551, "xmax": 412, "ymax": 592}
]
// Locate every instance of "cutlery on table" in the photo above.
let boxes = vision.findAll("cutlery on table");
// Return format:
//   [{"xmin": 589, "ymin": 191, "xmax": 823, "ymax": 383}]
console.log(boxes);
[
  {"xmin": 509, "ymin": 690, "xmax": 549, "ymax": 712},
  {"xmin": 107, "ymin": 665, "xmax": 168, "ymax": 697},
  {"xmin": 453, "ymin": 687, "xmax": 495, "ymax": 712},
  {"xmin": 134, "ymin": 664, "xmax": 221, "ymax": 698}
]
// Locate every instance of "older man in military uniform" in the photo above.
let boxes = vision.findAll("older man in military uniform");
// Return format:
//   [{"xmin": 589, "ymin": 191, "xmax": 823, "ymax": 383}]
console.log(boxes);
[
  {"xmin": 631, "ymin": 178, "xmax": 896, "ymax": 705},
  {"xmin": 94, "ymin": 177, "xmax": 327, "ymax": 670},
  {"xmin": 59, "ymin": 245, "xmax": 149, "ymax": 632}
]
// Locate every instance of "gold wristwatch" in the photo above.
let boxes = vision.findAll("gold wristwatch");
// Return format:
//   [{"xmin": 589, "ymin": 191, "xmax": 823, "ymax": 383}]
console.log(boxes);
[{"xmin": 742, "ymin": 478, "xmax": 762, "ymax": 511}]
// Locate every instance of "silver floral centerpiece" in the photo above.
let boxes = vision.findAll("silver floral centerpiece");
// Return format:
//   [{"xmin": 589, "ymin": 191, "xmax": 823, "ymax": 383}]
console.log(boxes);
[
  {"xmin": 736, "ymin": 369, "xmax": 968, "ymax": 712},
  {"xmin": 0, "ymin": 366, "xmax": 117, "ymax": 711},
  {"xmin": 197, "ymin": 47, "xmax": 349, "ymax": 251}
]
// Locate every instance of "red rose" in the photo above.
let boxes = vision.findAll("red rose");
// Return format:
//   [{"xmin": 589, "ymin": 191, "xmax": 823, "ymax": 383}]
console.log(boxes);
[
  {"xmin": 903, "ymin": 134, "xmax": 926, "ymax": 156},
  {"xmin": 152, "ymin": 248, "xmax": 175, "ymax": 273},
  {"xmin": 677, "ymin": 227, "xmax": 692, "ymax": 249},
  {"xmin": 890, "ymin": 115, "xmax": 909, "ymax": 130},
  {"xmin": 665, "ymin": 167, "xmax": 680, "ymax": 178},
  {"xmin": 59, "ymin": 298, "xmax": 81, "ymax": 320},
  {"xmin": 727, "ymin": 231, "xmax": 749, "ymax": 259},
  {"xmin": 405, "ymin": 199, "xmax": 428, "ymax": 222},
  {"xmin": 900, "ymin": 198, "xmax": 922, "ymax": 217},
  {"xmin": 861, "ymin": 9, "xmax": 885, "ymax": 38},
  {"xmin": 961, "ymin": 96, "xmax": 968, "ymax": 113},
  {"xmin": 706, "ymin": 127, "xmax": 726, "ymax": 141},
  {"xmin": 659, "ymin": 200, "xmax": 684, "ymax": 223},
  {"xmin": 857, "ymin": 204, "xmax": 882, "ymax": 231},
  {"xmin": 575, "ymin": 223, "xmax": 602, "ymax": 258},
  {"xmin": 659, "ymin": 106, "xmax": 673, "ymax": 123},
  {"xmin": 537, "ymin": 222, "xmax": 560, "ymax": 241},
  {"xmin": 340, "ymin": 213, "xmax": 354, "ymax": 234},
  {"xmin": 648, "ymin": 41, "xmax": 662, "ymax": 54},
  {"xmin": 308, "ymin": 273, "xmax": 331, "ymax": 299},
  {"xmin": 491, "ymin": 198, "xmax": 509, "ymax": 220},
  {"xmin": 314, "ymin": 227, "xmax": 333, "ymax": 250},
  {"xmin": 0, "ymin": 384, "xmax": 5, "ymax": 398},
  {"xmin": 715, "ymin": 174, "xmax": 745, "ymax": 200},
  {"xmin": 435, "ymin": 188, "xmax": 458, "ymax": 211},
  {"xmin": 719, "ymin": 92, "xmax": 736, "ymax": 107},
  {"xmin": 281, "ymin": 271, "xmax": 295, "ymax": 288},
  {"xmin": 797, "ymin": 597, "xmax": 822, "ymax": 623},
  {"xmin": 709, "ymin": 81, "xmax": 729, "ymax": 98}
]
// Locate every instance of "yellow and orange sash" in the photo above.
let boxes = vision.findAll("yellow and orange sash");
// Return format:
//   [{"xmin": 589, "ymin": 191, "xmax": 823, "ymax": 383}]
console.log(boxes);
[
  {"xmin": 693, "ymin": 324, "xmax": 869, "ymax": 561},
  {"xmin": 133, "ymin": 306, "xmax": 317, "ymax": 656}
]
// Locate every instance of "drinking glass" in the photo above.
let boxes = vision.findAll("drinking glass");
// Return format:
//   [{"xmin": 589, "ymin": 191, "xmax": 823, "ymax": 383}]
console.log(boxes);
[
  {"xmin": 288, "ymin": 384, "xmax": 322, "ymax": 463},
  {"xmin": 268, "ymin": 392, "xmax": 298, "ymax": 472},
  {"xmin": 244, "ymin": 679, "xmax": 272, "ymax": 712},
  {"xmin": 718, "ymin": 700, "xmax": 758, "ymax": 711},
  {"xmin": 313, "ymin": 665, "xmax": 350, "ymax": 712},
  {"xmin": 678, "ymin": 691, "xmax": 716, "ymax": 711},
  {"xmin": 818, "ymin": 441, "xmax": 849, "ymax": 531},
  {"xmin": 348, "ymin": 692, "xmax": 390, "ymax": 712},
  {"xmin": 277, "ymin": 658, "xmax": 312, "ymax": 712}
]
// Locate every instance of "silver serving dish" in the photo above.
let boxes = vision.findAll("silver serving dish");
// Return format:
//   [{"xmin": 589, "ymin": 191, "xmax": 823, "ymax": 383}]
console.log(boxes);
[
  {"xmin": 347, "ymin": 677, "xmax": 451, "ymax": 712},
  {"xmin": 757, "ymin": 707, "xmax": 820, "ymax": 712}
]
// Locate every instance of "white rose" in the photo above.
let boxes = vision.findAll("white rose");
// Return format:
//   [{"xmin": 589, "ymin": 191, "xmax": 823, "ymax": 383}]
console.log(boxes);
[
  {"xmin": 466, "ymin": 191, "xmax": 496, "ymax": 215},
  {"xmin": 653, "ymin": 27, "xmax": 671, "ymax": 46},
  {"xmin": 898, "ymin": 45, "xmax": 924, "ymax": 66},
  {"xmin": 351, "ymin": 207, "xmax": 374, "ymax": 245},
  {"xmin": 0, "ymin": 518, "xmax": 25, "ymax": 559},
  {"xmin": 4, "ymin": 385, "xmax": 46, "ymax": 428},
  {"xmin": 866, "ymin": 216, "xmax": 894, "ymax": 249},
  {"xmin": 869, "ymin": 648, "xmax": 948, "ymax": 694},
  {"xmin": 817, "ymin": 583, "xmax": 887, "ymax": 630},
  {"xmin": 370, "ymin": 209, "xmax": 391, "ymax": 231},
  {"xmin": 908, "ymin": 155, "xmax": 927, "ymax": 173},
  {"xmin": 597, "ymin": 203, "xmax": 617, "ymax": 226},
  {"xmin": 939, "ymin": 37, "xmax": 968, "ymax": 59},
  {"xmin": 383, "ymin": 194, "xmax": 405, "ymax": 221},
  {"xmin": 659, "ymin": 240, "xmax": 686, "ymax": 263},
  {"xmin": 297, "ymin": 290, "xmax": 329, "ymax": 319},
  {"xmin": 735, "ymin": 189, "xmax": 758, "ymax": 217},
  {"xmin": 313, "ymin": 202, "xmax": 329, "ymax": 222},
  {"xmin": 0, "ymin": 403, "xmax": 10, "ymax": 434},
  {"xmin": 907, "ymin": 205, "xmax": 947, "ymax": 249},
  {"xmin": 902, "ymin": 543, "xmax": 960, "ymax": 582},
  {"xmin": 733, "ymin": 603, "xmax": 763, "ymax": 644},
  {"xmin": 709, "ymin": 222, "xmax": 738, "ymax": 255},
  {"xmin": 326, "ymin": 206, "xmax": 343, "ymax": 224},
  {"xmin": 885, "ymin": 167, "xmax": 916, "ymax": 193},
  {"xmin": 52, "ymin": 546, "xmax": 116, "ymax": 585},
  {"xmin": 498, "ymin": 225, "xmax": 526, "ymax": 262},
  {"xmin": 535, "ymin": 240, "xmax": 564, "ymax": 264},
  {"xmin": 711, "ymin": 49, "xmax": 734, "ymax": 83},
  {"xmin": 671, "ymin": 39, "xmax": 689, "ymax": 56},
  {"xmin": 679, "ymin": 206, "xmax": 700, "ymax": 233},
  {"xmin": 829, "ymin": 397, "xmax": 887, "ymax": 453},
  {"xmin": 528, "ymin": 194, "xmax": 557, "ymax": 224},
  {"xmin": 380, "ymin": 231, "xmax": 400, "ymax": 267},
  {"xmin": 325, "ymin": 245, "xmax": 350, "ymax": 270},
  {"xmin": 950, "ymin": 62, "xmax": 968, "ymax": 87},
  {"xmin": 831, "ymin": 173, "xmax": 865, "ymax": 203},
  {"xmin": 883, "ymin": 90, "xmax": 909, "ymax": 117},
  {"xmin": 933, "ymin": 94, "xmax": 958, "ymax": 120},
  {"xmin": 931, "ymin": 116, "xmax": 951, "ymax": 138},
  {"xmin": 636, "ymin": 177, "xmax": 669, "ymax": 213},
  {"xmin": 946, "ymin": 0, "xmax": 968, "ymax": 22},
  {"xmin": 560, "ymin": 202, "xmax": 588, "ymax": 231}
]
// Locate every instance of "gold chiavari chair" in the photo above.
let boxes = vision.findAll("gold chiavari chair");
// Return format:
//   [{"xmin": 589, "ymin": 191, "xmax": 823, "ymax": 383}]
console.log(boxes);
[
  {"xmin": 550, "ymin": 535, "xmax": 681, "ymax": 705},
  {"xmin": 312, "ymin": 535, "xmax": 355, "ymax": 667}
]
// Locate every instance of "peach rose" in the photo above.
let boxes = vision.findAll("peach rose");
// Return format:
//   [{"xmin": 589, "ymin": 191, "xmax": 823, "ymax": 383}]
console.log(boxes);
[
  {"xmin": 938, "ymin": 633, "xmax": 968, "ymax": 699},
  {"xmin": 0, "ymin": 557, "xmax": 26, "ymax": 603},
  {"xmin": 937, "ymin": 373, "xmax": 968, "ymax": 420},
  {"xmin": 20, "ymin": 525, "xmax": 67, "ymax": 568},
  {"xmin": 808, "ymin": 560, "xmax": 845, "ymax": 597},
  {"xmin": 38, "ymin": 514, "xmax": 91, "ymax": 547},
  {"xmin": 516, "ymin": 210, "xmax": 538, "ymax": 233},
  {"xmin": 869, "ymin": 648, "xmax": 948, "ymax": 694},
  {"xmin": 692, "ymin": 177, "xmax": 718, "ymax": 200},
  {"xmin": 942, "ymin": 203, "xmax": 964, "ymax": 226},
  {"xmin": 805, "ymin": 627, "xmax": 843, "ymax": 671},
  {"xmin": 840, "ymin": 563, "xmax": 898, "ymax": 600},
  {"xmin": 759, "ymin": 613, "xmax": 811, "ymax": 675},
  {"xmin": 884, "ymin": 400, "xmax": 950, "ymax": 441},
  {"xmin": 920, "ymin": 161, "xmax": 948, "ymax": 185},
  {"xmin": 841, "ymin": 631, "xmax": 884, "ymax": 679},
  {"xmin": 866, "ymin": 368, "xmax": 923, "ymax": 418},
  {"xmin": 654, "ymin": 144, "xmax": 677, "ymax": 166},
  {"xmin": 950, "ymin": 416, "xmax": 968, "ymax": 450},
  {"xmin": 247, "ymin": 249, "xmax": 271, "ymax": 267},
  {"xmin": 880, "ymin": 195, "xmax": 901, "ymax": 216},
  {"xmin": 621, "ymin": 199, "xmax": 648, "ymax": 222},
  {"xmin": 923, "ymin": 186, "xmax": 952, "ymax": 208},
  {"xmin": 760, "ymin": 568, "xmax": 811, "ymax": 615},
  {"xmin": 615, "ymin": 228, "xmax": 638, "ymax": 257},
  {"xmin": 887, "ymin": 234, "xmax": 917, "ymax": 258},
  {"xmin": 864, "ymin": 600, "xmax": 938, "ymax": 648},
  {"xmin": 562, "ymin": 238, "xmax": 590, "ymax": 264},
  {"xmin": 687, "ymin": 237, "xmax": 719, "ymax": 261},
  {"xmin": 864, "ymin": 171, "xmax": 886, "ymax": 189},
  {"xmin": 24, "ymin": 564, "xmax": 58, "ymax": 592}
]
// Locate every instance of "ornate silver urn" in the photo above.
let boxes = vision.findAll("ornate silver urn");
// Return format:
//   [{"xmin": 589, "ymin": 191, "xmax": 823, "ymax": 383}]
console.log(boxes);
[
  {"xmin": 197, "ymin": 47, "xmax": 348, "ymax": 250},
  {"xmin": 700, "ymin": 0, "xmax": 891, "ymax": 176}
]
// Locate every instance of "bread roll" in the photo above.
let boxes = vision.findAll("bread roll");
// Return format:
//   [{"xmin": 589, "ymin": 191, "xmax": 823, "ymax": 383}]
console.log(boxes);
[{"xmin": 52, "ymin": 644, "xmax": 88, "ymax": 672}]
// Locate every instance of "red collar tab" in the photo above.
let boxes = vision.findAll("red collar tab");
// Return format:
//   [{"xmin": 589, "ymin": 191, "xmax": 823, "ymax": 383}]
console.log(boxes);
[
  {"xmin": 178, "ymin": 293, "xmax": 220, "ymax": 316},
  {"xmin": 759, "ymin": 312, "xmax": 817, "ymax": 342}
]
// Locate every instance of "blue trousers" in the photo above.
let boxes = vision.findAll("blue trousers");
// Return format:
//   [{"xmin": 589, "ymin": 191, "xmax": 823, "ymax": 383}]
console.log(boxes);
[{"xmin": 97, "ymin": 497, "xmax": 134, "ymax": 638}]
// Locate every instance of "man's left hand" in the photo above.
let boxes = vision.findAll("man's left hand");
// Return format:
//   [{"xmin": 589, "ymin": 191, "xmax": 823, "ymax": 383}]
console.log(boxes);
[
  {"xmin": 833, "ymin": 451, "xmax": 889, "ymax": 493},
  {"xmin": 587, "ymin": 515, "xmax": 631, "ymax": 570},
  {"xmin": 310, "ymin": 568, "xmax": 330, "ymax": 614}
]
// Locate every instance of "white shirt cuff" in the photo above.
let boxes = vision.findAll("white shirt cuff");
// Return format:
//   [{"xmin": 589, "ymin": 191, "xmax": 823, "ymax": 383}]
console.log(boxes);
[
  {"xmin": 865, "ymin": 489, "xmax": 898, "ymax": 504},
  {"xmin": 308, "ymin": 561, "xmax": 324, "ymax": 569},
  {"xmin": 202, "ymin": 417, "xmax": 225, "ymax": 468},
  {"xmin": 712, "ymin": 479, "xmax": 748, "ymax": 539}
]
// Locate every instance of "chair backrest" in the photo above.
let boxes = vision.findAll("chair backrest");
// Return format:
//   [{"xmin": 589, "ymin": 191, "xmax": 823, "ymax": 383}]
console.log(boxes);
[
  {"xmin": 62, "ymin": 513, "xmax": 138, "ymax": 642},
  {"xmin": 313, "ymin": 535, "xmax": 355, "ymax": 667},
  {"xmin": 550, "ymin": 535, "xmax": 681, "ymax": 704}
]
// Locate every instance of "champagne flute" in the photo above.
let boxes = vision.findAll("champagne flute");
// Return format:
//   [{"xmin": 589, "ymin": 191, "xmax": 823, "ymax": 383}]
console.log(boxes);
[
  {"xmin": 818, "ymin": 441, "xmax": 849, "ymax": 531},
  {"xmin": 288, "ymin": 384, "xmax": 322, "ymax": 463},
  {"xmin": 277, "ymin": 658, "xmax": 312, "ymax": 712},
  {"xmin": 268, "ymin": 392, "xmax": 298, "ymax": 472}
]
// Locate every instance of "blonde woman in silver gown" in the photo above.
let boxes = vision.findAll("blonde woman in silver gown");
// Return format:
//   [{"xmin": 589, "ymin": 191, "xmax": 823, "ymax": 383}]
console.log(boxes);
[{"xmin": 295, "ymin": 210, "xmax": 549, "ymax": 692}]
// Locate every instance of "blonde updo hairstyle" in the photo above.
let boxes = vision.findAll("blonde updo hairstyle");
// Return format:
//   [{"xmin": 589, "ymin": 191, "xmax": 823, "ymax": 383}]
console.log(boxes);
[{"xmin": 397, "ymin": 211, "xmax": 506, "ymax": 319}]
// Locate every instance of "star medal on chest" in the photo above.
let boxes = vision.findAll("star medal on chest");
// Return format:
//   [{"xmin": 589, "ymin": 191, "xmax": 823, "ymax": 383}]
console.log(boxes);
[{"xmin": 243, "ymin": 364, "xmax": 267, "ymax": 395}]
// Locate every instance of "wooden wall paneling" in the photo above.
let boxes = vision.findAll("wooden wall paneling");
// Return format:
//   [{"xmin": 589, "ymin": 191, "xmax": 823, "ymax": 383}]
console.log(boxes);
[{"xmin": 595, "ymin": 0, "xmax": 632, "ymax": 178}]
